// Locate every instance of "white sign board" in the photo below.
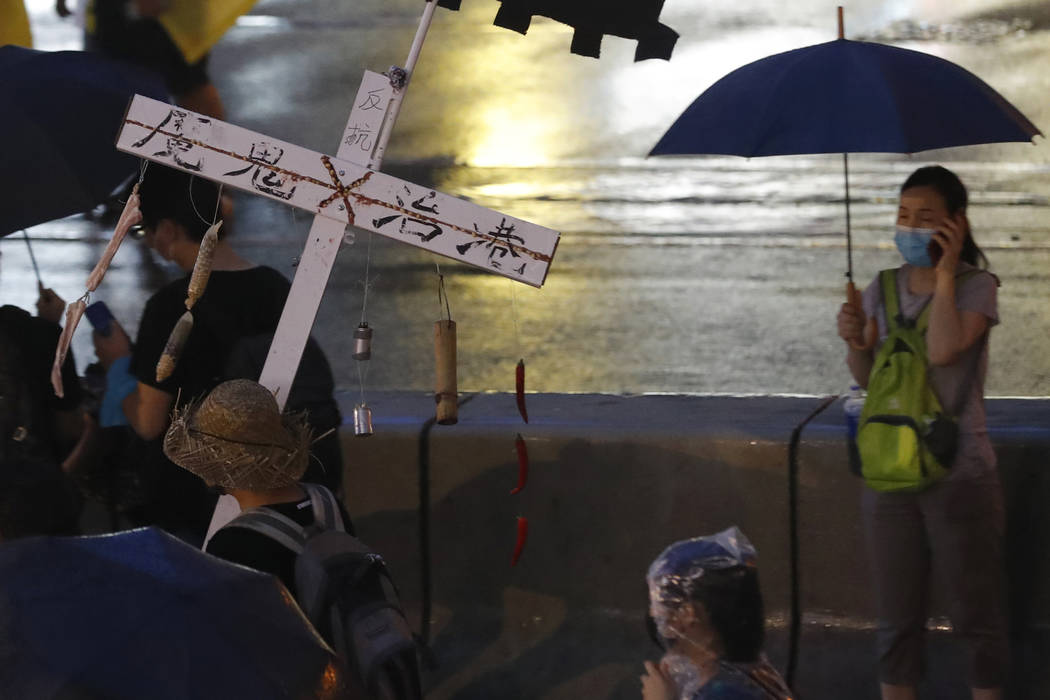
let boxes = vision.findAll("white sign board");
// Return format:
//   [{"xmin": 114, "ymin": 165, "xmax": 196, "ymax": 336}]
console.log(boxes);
[
  {"xmin": 341, "ymin": 69, "xmax": 393, "ymax": 168},
  {"xmin": 117, "ymin": 95, "xmax": 560, "ymax": 287}
]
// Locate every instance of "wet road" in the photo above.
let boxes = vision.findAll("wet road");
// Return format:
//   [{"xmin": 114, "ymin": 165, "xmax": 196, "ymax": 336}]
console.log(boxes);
[{"xmin": 5, "ymin": 0, "xmax": 1050, "ymax": 397}]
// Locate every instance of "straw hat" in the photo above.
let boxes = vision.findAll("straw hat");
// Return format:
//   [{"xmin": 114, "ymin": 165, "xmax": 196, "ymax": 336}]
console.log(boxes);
[{"xmin": 163, "ymin": 379, "xmax": 312, "ymax": 490}]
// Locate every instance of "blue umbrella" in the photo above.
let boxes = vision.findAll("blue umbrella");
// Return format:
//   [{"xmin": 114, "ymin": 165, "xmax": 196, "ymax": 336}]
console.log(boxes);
[
  {"xmin": 649, "ymin": 11, "xmax": 1041, "ymax": 321},
  {"xmin": 0, "ymin": 527, "xmax": 347, "ymax": 699},
  {"xmin": 0, "ymin": 46, "xmax": 169, "ymax": 237}
]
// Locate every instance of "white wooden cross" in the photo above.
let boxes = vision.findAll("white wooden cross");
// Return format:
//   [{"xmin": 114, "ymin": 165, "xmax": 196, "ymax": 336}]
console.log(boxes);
[{"xmin": 115, "ymin": 1, "xmax": 560, "ymax": 407}]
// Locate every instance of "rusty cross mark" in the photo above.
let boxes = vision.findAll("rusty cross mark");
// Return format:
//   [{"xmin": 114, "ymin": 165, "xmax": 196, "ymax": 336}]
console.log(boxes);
[{"xmin": 317, "ymin": 155, "xmax": 373, "ymax": 226}]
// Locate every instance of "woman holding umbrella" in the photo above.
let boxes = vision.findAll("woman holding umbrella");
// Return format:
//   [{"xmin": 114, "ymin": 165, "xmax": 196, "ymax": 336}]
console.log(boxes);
[{"xmin": 837, "ymin": 166, "xmax": 1008, "ymax": 700}]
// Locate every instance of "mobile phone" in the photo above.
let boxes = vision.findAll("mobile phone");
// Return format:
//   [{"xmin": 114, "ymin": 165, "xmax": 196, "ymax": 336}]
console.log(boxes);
[
  {"xmin": 85, "ymin": 301, "xmax": 115, "ymax": 337},
  {"xmin": 927, "ymin": 238, "xmax": 943, "ymax": 266}
]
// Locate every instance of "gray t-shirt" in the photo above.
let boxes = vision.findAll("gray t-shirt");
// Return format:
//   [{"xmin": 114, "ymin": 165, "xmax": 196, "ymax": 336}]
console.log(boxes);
[{"xmin": 861, "ymin": 263, "xmax": 999, "ymax": 481}]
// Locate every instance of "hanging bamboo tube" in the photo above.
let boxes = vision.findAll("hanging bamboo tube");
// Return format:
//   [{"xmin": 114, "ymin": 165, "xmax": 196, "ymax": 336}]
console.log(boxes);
[{"xmin": 434, "ymin": 319, "xmax": 457, "ymax": 425}]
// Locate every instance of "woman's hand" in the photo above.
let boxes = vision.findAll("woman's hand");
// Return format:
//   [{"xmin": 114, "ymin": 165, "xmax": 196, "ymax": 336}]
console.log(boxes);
[
  {"xmin": 36, "ymin": 285, "xmax": 66, "ymax": 324},
  {"xmin": 932, "ymin": 212, "xmax": 967, "ymax": 274},
  {"xmin": 837, "ymin": 302, "xmax": 867, "ymax": 345},
  {"xmin": 641, "ymin": 660, "xmax": 677, "ymax": 700}
]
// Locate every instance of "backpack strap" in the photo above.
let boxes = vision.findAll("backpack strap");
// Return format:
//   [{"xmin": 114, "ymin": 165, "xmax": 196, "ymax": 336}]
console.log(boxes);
[
  {"xmin": 225, "ymin": 507, "xmax": 309, "ymax": 554},
  {"xmin": 880, "ymin": 268, "xmax": 985, "ymax": 333},
  {"xmin": 222, "ymin": 485, "xmax": 345, "ymax": 551},
  {"xmin": 302, "ymin": 483, "xmax": 346, "ymax": 532},
  {"xmin": 877, "ymin": 269, "xmax": 902, "ymax": 334}
]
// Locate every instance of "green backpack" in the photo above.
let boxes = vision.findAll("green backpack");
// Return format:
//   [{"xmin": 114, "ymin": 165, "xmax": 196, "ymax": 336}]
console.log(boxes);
[{"xmin": 856, "ymin": 268, "xmax": 981, "ymax": 492}]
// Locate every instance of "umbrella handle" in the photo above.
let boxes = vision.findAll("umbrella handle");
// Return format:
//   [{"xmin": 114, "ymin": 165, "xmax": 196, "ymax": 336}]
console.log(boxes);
[{"xmin": 846, "ymin": 281, "xmax": 876, "ymax": 351}]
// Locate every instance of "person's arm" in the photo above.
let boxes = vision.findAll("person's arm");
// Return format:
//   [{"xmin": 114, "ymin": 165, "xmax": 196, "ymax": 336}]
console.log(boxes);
[
  {"xmin": 121, "ymin": 382, "xmax": 174, "ymax": 440},
  {"xmin": 837, "ymin": 303, "xmax": 876, "ymax": 388},
  {"xmin": 926, "ymin": 214, "xmax": 989, "ymax": 366},
  {"xmin": 94, "ymin": 319, "xmax": 174, "ymax": 440},
  {"xmin": 60, "ymin": 412, "xmax": 99, "ymax": 474},
  {"xmin": 36, "ymin": 285, "xmax": 66, "ymax": 324}
]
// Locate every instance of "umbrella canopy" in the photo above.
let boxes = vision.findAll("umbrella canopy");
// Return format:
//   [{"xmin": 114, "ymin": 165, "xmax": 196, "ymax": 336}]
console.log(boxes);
[
  {"xmin": 650, "ymin": 38, "xmax": 1041, "ymax": 156},
  {"xmin": 437, "ymin": 0, "xmax": 678, "ymax": 60},
  {"xmin": 648, "ymin": 34, "xmax": 1041, "ymax": 289},
  {"xmin": 0, "ymin": 46, "xmax": 169, "ymax": 237},
  {"xmin": 0, "ymin": 527, "xmax": 346, "ymax": 699}
]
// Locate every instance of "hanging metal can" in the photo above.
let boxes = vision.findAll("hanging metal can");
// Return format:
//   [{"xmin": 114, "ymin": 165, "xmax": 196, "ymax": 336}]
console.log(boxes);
[
  {"xmin": 353, "ymin": 403, "xmax": 374, "ymax": 437},
  {"xmin": 353, "ymin": 322, "xmax": 373, "ymax": 361}
]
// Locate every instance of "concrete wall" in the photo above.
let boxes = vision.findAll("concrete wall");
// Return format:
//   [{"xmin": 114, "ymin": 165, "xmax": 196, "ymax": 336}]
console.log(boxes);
[{"xmin": 337, "ymin": 392, "xmax": 1050, "ymax": 700}]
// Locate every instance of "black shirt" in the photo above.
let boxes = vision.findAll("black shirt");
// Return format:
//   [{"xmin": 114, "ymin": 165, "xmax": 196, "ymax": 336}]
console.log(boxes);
[
  {"xmin": 205, "ymin": 486, "xmax": 355, "ymax": 598},
  {"xmin": 129, "ymin": 266, "xmax": 293, "ymax": 404},
  {"xmin": 124, "ymin": 265, "xmax": 342, "ymax": 540}
]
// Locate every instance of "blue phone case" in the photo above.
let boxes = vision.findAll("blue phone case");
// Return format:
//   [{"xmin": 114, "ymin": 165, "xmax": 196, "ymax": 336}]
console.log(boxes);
[{"xmin": 85, "ymin": 301, "xmax": 114, "ymax": 335}]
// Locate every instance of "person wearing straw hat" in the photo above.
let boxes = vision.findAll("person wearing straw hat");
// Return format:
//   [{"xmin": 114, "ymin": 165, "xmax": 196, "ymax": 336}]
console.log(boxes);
[
  {"xmin": 92, "ymin": 165, "xmax": 342, "ymax": 544},
  {"xmin": 163, "ymin": 378, "xmax": 352, "ymax": 596}
]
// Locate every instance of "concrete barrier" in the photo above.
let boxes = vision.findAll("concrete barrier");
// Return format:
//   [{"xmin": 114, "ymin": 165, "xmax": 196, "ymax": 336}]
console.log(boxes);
[{"xmin": 338, "ymin": 392, "xmax": 1050, "ymax": 700}]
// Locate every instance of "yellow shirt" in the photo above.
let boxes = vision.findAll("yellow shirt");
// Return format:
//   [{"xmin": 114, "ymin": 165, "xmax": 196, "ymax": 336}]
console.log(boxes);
[
  {"xmin": 0, "ymin": 0, "xmax": 33, "ymax": 48},
  {"xmin": 158, "ymin": 0, "xmax": 255, "ymax": 64}
]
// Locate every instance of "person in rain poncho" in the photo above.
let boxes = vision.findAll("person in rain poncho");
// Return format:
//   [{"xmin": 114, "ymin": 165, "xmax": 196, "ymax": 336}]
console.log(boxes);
[{"xmin": 641, "ymin": 527, "xmax": 793, "ymax": 700}]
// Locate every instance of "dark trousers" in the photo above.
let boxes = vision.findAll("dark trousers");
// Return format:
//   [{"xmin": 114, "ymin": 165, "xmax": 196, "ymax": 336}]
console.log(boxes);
[{"xmin": 862, "ymin": 477, "xmax": 1010, "ymax": 688}]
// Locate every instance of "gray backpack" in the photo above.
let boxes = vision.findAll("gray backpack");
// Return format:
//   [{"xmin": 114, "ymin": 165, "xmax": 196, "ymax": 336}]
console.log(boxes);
[{"xmin": 227, "ymin": 484, "xmax": 422, "ymax": 700}]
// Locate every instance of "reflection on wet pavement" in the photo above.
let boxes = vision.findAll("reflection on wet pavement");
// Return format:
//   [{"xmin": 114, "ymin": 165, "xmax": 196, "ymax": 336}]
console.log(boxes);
[{"xmin": 7, "ymin": 0, "xmax": 1050, "ymax": 397}]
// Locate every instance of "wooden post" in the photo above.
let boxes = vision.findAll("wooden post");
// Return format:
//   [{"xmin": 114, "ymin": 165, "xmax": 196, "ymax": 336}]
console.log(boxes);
[
  {"xmin": 837, "ymin": 6, "xmax": 844, "ymax": 39},
  {"xmin": 434, "ymin": 320, "xmax": 457, "ymax": 425}
]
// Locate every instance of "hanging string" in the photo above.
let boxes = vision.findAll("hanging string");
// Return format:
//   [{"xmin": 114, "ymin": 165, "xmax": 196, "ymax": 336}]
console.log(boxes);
[
  {"xmin": 436, "ymin": 264, "xmax": 452, "ymax": 322},
  {"xmin": 360, "ymin": 232, "xmax": 374, "ymax": 324},
  {"xmin": 211, "ymin": 182, "xmax": 223, "ymax": 224},
  {"xmin": 509, "ymin": 279, "xmax": 523, "ymax": 360},
  {"xmin": 137, "ymin": 159, "xmax": 150, "ymax": 185},
  {"xmin": 188, "ymin": 175, "xmax": 224, "ymax": 226}
]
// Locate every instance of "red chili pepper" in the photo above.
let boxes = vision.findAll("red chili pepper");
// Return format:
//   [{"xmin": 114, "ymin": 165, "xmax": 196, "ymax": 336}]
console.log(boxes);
[
  {"xmin": 515, "ymin": 358, "xmax": 528, "ymax": 424},
  {"xmin": 511, "ymin": 516, "xmax": 529, "ymax": 566},
  {"xmin": 510, "ymin": 433, "xmax": 528, "ymax": 495}
]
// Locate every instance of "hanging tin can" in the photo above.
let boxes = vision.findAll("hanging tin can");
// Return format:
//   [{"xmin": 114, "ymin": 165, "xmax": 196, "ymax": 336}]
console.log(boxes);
[
  {"xmin": 353, "ymin": 403, "xmax": 374, "ymax": 437},
  {"xmin": 353, "ymin": 322, "xmax": 373, "ymax": 361}
]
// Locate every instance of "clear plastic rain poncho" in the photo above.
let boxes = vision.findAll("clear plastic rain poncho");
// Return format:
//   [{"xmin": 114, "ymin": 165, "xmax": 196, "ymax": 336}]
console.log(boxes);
[
  {"xmin": 646, "ymin": 526, "xmax": 758, "ymax": 632},
  {"xmin": 646, "ymin": 527, "xmax": 759, "ymax": 700}
]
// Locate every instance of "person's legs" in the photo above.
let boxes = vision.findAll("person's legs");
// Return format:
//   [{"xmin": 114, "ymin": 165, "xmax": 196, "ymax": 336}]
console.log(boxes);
[
  {"xmin": 862, "ymin": 488, "xmax": 929, "ymax": 696},
  {"xmin": 923, "ymin": 478, "xmax": 1009, "ymax": 697}
]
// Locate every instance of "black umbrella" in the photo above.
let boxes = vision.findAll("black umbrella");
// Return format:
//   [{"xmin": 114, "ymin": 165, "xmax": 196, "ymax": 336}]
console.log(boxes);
[
  {"xmin": 0, "ymin": 527, "xmax": 348, "ymax": 699},
  {"xmin": 0, "ymin": 46, "xmax": 169, "ymax": 237},
  {"xmin": 436, "ymin": 0, "xmax": 678, "ymax": 60}
]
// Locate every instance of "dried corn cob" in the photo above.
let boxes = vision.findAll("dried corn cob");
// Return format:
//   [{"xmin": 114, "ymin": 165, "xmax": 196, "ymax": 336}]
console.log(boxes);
[
  {"xmin": 156, "ymin": 311, "xmax": 194, "ymax": 383},
  {"xmin": 50, "ymin": 299, "xmax": 86, "ymax": 397},
  {"xmin": 86, "ymin": 185, "xmax": 142, "ymax": 292},
  {"xmin": 185, "ymin": 220, "xmax": 222, "ymax": 310}
]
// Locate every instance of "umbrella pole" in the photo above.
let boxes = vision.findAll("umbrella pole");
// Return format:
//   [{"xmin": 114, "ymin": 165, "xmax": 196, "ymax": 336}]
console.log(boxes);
[
  {"xmin": 842, "ymin": 153, "xmax": 875, "ymax": 350},
  {"xmin": 21, "ymin": 230, "xmax": 43, "ymax": 288},
  {"xmin": 843, "ymin": 152, "xmax": 853, "ymax": 281},
  {"xmin": 370, "ymin": 0, "xmax": 439, "ymax": 167},
  {"xmin": 837, "ymin": 6, "xmax": 873, "ymax": 349}
]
